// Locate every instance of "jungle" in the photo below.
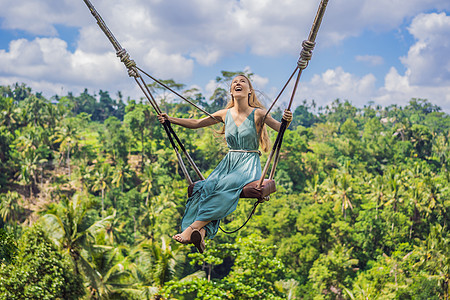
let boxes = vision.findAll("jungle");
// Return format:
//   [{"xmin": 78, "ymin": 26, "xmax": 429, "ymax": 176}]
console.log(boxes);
[{"xmin": 0, "ymin": 71, "xmax": 449, "ymax": 299}]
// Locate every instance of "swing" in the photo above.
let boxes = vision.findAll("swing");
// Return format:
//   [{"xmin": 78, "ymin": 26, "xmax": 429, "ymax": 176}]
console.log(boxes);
[
  {"xmin": 187, "ymin": 178, "xmax": 276, "ymax": 201},
  {"xmin": 82, "ymin": 0, "xmax": 329, "ymax": 231}
]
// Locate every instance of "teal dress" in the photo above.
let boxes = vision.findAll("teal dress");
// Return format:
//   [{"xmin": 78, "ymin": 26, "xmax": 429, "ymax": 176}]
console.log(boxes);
[{"xmin": 181, "ymin": 108, "xmax": 262, "ymax": 238}]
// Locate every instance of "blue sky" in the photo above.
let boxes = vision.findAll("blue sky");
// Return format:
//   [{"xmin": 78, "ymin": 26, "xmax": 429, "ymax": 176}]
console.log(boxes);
[{"xmin": 1, "ymin": 0, "xmax": 450, "ymax": 113}]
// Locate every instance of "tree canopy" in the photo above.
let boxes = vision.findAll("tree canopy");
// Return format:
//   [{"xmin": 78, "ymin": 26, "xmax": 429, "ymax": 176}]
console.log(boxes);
[{"xmin": 0, "ymin": 79, "xmax": 449, "ymax": 299}]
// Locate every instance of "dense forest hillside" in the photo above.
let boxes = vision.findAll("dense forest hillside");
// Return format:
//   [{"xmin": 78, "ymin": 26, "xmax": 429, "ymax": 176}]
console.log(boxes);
[{"xmin": 0, "ymin": 73, "xmax": 449, "ymax": 299}]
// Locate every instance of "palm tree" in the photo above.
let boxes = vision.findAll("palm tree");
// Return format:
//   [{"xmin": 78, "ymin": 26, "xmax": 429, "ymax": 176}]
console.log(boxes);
[
  {"xmin": 0, "ymin": 96, "xmax": 18, "ymax": 130},
  {"xmin": 322, "ymin": 167, "xmax": 355, "ymax": 217},
  {"xmin": 423, "ymin": 175, "xmax": 448, "ymax": 226},
  {"xmin": 140, "ymin": 164, "xmax": 154, "ymax": 206},
  {"xmin": 89, "ymin": 244, "xmax": 135, "ymax": 299},
  {"xmin": 383, "ymin": 167, "xmax": 406, "ymax": 233},
  {"xmin": 321, "ymin": 170, "xmax": 338, "ymax": 203},
  {"xmin": 413, "ymin": 224, "xmax": 449, "ymax": 299},
  {"xmin": 17, "ymin": 146, "xmax": 44, "ymax": 197},
  {"xmin": 280, "ymin": 279, "xmax": 299, "ymax": 300},
  {"xmin": 432, "ymin": 132, "xmax": 450, "ymax": 169},
  {"xmin": 54, "ymin": 120, "xmax": 80, "ymax": 177},
  {"xmin": 384, "ymin": 167, "xmax": 404, "ymax": 213},
  {"xmin": 15, "ymin": 124, "xmax": 48, "ymax": 196},
  {"xmin": 405, "ymin": 177, "xmax": 425, "ymax": 239},
  {"xmin": 127, "ymin": 237, "xmax": 184, "ymax": 298},
  {"xmin": 40, "ymin": 193, "xmax": 114, "ymax": 297},
  {"xmin": 333, "ymin": 171, "xmax": 354, "ymax": 218},
  {"xmin": 90, "ymin": 209, "xmax": 125, "ymax": 247},
  {"xmin": 138, "ymin": 194, "xmax": 176, "ymax": 241},
  {"xmin": 72, "ymin": 158, "xmax": 94, "ymax": 193},
  {"xmin": 92, "ymin": 163, "xmax": 112, "ymax": 213},
  {"xmin": 368, "ymin": 174, "xmax": 385, "ymax": 220},
  {"xmin": 111, "ymin": 161, "xmax": 133, "ymax": 193},
  {"xmin": 123, "ymin": 104, "xmax": 156, "ymax": 170},
  {"xmin": 22, "ymin": 94, "xmax": 48, "ymax": 127},
  {"xmin": 0, "ymin": 191, "xmax": 23, "ymax": 224},
  {"xmin": 305, "ymin": 173, "xmax": 321, "ymax": 203}
]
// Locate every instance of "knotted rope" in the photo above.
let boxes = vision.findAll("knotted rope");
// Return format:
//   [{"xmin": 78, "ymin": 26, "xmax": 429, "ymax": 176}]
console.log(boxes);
[
  {"xmin": 116, "ymin": 49, "xmax": 138, "ymax": 78},
  {"xmin": 297, "ymin": 40, "xmax": 316, "ymax": 70},
  {"xmin": 82, "ymin": 0, "xmax": 206, "ymax": 185},
  {"xmin": 258, "ymin": 0, "xmax": 329, "ymax": 188},
  {"xmin": 83, "ymin": 0, "xmax": 330, "ymax": 234}
]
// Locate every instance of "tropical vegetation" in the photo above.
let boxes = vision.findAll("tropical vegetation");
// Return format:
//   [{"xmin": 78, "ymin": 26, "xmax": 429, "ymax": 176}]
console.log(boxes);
[{"xmin": 0, "ymin": 72, "xmax": 449, "ymax": 299}]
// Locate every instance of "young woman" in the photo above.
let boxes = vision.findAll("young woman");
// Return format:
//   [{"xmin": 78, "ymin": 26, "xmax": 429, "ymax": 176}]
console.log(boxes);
[{"xmin": 157, "ymin": 74, "xmax": 292, "ymax": 252}]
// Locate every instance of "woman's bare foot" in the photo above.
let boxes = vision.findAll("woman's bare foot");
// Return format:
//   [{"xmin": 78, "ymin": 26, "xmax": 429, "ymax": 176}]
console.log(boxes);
[{"xmin": 172, "ymin": 226, "xmax": 194, "ymax": 244}]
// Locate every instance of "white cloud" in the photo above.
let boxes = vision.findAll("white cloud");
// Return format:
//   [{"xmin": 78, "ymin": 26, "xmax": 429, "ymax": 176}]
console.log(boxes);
[
  {"xmin": 251, "ymin": 73, "xmax": 269, "ymax": 90},
  {"xmin": 0, "ymin": 37, "xmax": 130, "ymax": 95},
  {"xmin": 293, "ymin": 67, "xmax": 377, "ymax": 108},
  {"xmin": 375, "ymin": 67, "xmax": 450, "ymax": 110},
  {"xmin": 322, "ymin": 0, "xmax": 450, "ymax": 43},
  {"xmin": 1, "ymin": 1, "xmax": 450, "ymax": 113},
  {"xmin": 77, "ymin": 25, "xmax": 113, "ymax": 54},
  {"xmin": 190, "ymin": 49, "xmax": 222, "ymax": 66},
  {"xmin": 2, "ymin": 0, "xmax": 450, "ymax": 57},
  {"xmin": 294, "ymin": 24, "xmax": 450, "ymax": 113},
  {"xmin": 205, "ymin": 79, "xmax": 220, "ymax": 98},
  {"xmin": 370, "ymin": 12, "xmax": 450, "ymax": 112},
  {"xmin": 142, "ymin": 48, "xmax": 194, "ymax": 79},
  {"xmin": 285, "ymin": 64, "xmax": 450, "ymax": 114},
  {"xmin": 0, "ymin": 0, "xmax": 89, "ymax": 34},
  {"xmin": 355, "ymin": 55, "xmax": 384, "ymax": 66},
  {"xmin": 2, "ymin": 0, "xmax": 449, "ymax": 69},
  {"xmin": 282, "ymin": 11, "xmax": 450, "ymax": 113},
  {"xmin": 401, "ymin": 12, "xmax": 450, "ymax": 86}
]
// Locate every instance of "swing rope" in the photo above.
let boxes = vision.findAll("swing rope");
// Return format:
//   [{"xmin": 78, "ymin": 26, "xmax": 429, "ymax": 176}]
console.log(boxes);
[
  {"xmin": 218, "ymin": 0, "xmax": 329, "ymax": 233},
  {"xmin": 219, "ymin": 200, "xmax": 261, "ymax": 234},
  {"xmin": 82, "ymin": 0, "xmax": 329, "ymax": 233},
  {"xmin": 135, "ymin": 66, "xmax": 222, "ymax": 124},
  {"xmin": 83, "ymin": 0, "xmax": 206, "ymax": 185},
  {"xmin": 258, "ymin": 0, "xmax": 329, "ymax": 189}
]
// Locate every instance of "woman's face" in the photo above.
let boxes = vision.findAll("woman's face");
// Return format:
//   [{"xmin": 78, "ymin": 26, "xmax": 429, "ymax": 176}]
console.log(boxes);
[{"xmin": 230, "ymin": 75, "xmax": 251, "ymax": 99}]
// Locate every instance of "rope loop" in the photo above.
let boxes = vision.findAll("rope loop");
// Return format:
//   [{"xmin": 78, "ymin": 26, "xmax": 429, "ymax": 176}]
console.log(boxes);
[
  {"xmin": 302, "ymin": 40, "xmax": 316, "ymax": 51},
  {"xmin": 259, "ymin": 195, "xmax": 270, "ymax": 203},
  {"xmin": 297, "ymin": 40, "xmax": 316, "ymax": 70},
  {"xmin": 116, "ymin": 49, "xmax": 138, "ymax": 77}
]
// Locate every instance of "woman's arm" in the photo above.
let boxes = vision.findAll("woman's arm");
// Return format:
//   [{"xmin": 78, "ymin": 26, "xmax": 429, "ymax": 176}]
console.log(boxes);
[
  {"xmin": 255, "ymin": 109, "xmax": 292, "ymax": 132},
  {"xmin": 158, "ymin": 109, "xmax": 227, "ymax": 129}
]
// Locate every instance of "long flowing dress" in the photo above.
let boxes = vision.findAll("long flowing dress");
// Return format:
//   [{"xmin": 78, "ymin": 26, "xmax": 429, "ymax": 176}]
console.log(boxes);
[{"xmin": 180, "ymin": 108, "xmax": 262, "ymax": 238}]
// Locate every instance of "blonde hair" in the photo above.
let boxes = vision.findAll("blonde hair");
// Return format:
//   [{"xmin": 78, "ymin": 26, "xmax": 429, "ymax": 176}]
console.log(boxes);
[{"xmin": 222, "ymin": 74, "xmax": 271, "ymax": 152}]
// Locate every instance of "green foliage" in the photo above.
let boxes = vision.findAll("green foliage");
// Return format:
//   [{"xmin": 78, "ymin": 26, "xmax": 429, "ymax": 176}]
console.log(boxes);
[
  {"xmin": 0, "ymin": 82, "xmax": 449, "ymax": 299},
  {"xmin": 100, "ymin": 116, "xmax": 130, "ymax": 163},
  {"xmin": 0, "ymin": 191, "xmax": 24, "ymax": 225},
  {"xmin": 308, "ymin": 245, "xmax": 358, "ymax": 299},
  {"xmin": 0, "ymin": 225, "xmax": 84, "ymax": 299},
  {"xmin": 162, "ymin": 236, "xmax": 285, "ymax": 300},
  {"xmin": 0, "ymin": 228, "xmax": 17, "ymax": 265},
  {"xmin": 0, "ymin": 125, "xmax": 13, "ymax": 186},
  {"xmin": 224, "ymin": 235, "xmax": 285, "ymax": 299},
  {"xmin": 70, "ymin": 88, "xmax": 125, "ymax": 122},
  {"xmin": 291, "ymin": 100, "xmax": 318, "ymax": 128},
  {"xmin": 124, "ymin": 102, "xmax": 158, "ymax": 168}
]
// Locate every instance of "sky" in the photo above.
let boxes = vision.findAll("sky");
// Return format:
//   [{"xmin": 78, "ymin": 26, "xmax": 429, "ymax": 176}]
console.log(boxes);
[{"xmin": 1, "ymin": 0, "xmax": 450, "ymax": 114}]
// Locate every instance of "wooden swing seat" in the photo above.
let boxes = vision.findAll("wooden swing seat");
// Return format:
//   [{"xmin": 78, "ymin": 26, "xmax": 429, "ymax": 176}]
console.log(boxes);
[{"xmin": 188, "ymin": 179, "xmax": 276, "ymax": 201}]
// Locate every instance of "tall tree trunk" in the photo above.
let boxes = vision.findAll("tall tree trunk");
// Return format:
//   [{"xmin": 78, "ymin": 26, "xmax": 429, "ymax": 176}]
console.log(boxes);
[
  {"xmin": 67, "ymin": 145, "xmax": 71, "ymax": 177},
  {"xmin": 133, "ymin": 215, "xmax": 137, "ymax": 241},
  {"xmin": 141, "ymin": 131, "xmax": 144, "ymax": 171},
  {"xmin": 101, "ymin": 188, "xmax": 104, "ymax": 212}
]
